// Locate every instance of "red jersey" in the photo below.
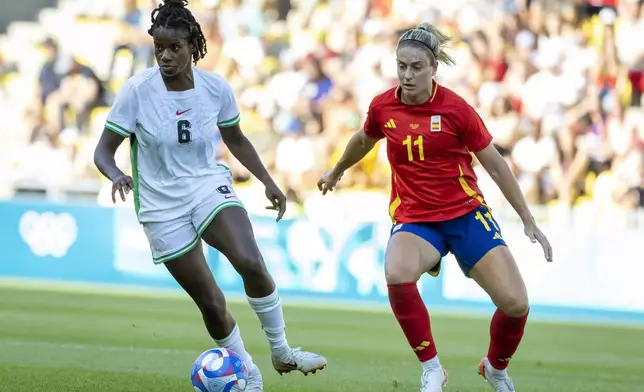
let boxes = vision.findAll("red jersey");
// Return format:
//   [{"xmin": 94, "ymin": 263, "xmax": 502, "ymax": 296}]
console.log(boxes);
[{"xmin": 363, "ymin": 83, "xmax": 493, "ymax": 223}]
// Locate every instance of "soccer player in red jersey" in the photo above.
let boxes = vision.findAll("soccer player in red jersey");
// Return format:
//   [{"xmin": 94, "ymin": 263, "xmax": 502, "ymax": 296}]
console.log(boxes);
[{"xmin": 318, "ymin": 23, "xmax": 552, "ymax": 392}]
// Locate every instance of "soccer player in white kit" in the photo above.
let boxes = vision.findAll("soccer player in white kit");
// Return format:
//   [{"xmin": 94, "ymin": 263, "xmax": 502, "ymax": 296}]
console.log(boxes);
[{"xmin": 93, "ymin": 1, "xmax": 327, "ymax": 390}]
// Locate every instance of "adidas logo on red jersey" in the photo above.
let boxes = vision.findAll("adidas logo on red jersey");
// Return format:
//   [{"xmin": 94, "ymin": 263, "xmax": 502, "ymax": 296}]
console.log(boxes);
[{"xmin": 384, "ymin": 119, "xmax": 396, "ymax": 128}]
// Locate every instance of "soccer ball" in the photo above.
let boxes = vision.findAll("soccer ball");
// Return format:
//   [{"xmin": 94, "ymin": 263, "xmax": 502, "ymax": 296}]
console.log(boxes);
[{"xmin": 191, "ymin": 348, "xmax": 249, "ymax": 392}]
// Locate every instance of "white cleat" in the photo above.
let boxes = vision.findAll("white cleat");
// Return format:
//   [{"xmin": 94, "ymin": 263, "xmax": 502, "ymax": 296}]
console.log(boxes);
[
  {"xmin": 420, "ymin": 367, "xmax": 448, "ymax": 392},
  {"xmin": 478, "ymin": 357, "xmax": 516, "ymax": 392},
  {"xmin": 271, "ymin": 347, "xmax": 327, "ymax": 376},
  {"xmin": 245, "ymin": 365, "xmax": 263, "ymax": 392}
]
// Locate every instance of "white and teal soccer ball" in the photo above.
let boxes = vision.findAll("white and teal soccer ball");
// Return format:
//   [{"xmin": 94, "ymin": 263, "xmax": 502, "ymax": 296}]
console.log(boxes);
[{"xmin": 191, "ymin": 348, "xmax": 249, "ymax": 392}]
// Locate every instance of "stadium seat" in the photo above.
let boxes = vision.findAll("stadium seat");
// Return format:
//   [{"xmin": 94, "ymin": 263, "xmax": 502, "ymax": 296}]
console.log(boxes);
[
  {"xmin": 584, "ymin": 171, "xmax": 597, "ymax": 198},
  {"xmin": 89, "ymin": 106, "xmax": 111, "ymax": 137}
]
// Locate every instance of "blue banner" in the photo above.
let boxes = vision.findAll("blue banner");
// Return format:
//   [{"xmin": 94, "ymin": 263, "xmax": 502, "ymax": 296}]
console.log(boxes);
[
  {"xmin": 207, "ymin": 217, "xmax": 442, "ymax": 302},
  {"xmin": 0, "ymin": 201, "xmax": 114, "ymax": 282},
  {"xmin": 1, "ymin": 200, "xmax": 643, "ymax": 324}
]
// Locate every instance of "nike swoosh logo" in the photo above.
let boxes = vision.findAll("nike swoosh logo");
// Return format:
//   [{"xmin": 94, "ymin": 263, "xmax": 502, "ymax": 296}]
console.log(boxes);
[
  {"xmin": 224, "ymin": 195, "xmax": 234, "ymax": 199},
  {"xmin": 176, "ymin": 108, "xmax": 192, "ymax": 116}
]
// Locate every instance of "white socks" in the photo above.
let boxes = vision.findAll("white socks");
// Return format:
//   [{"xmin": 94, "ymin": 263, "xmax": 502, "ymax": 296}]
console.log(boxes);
[
  {"xmin": 214, "ymin": 323, "xmax": 256, "ymax": 370},
  {"xmin": 247, "ymin": 289, "xmax": 290, "ymax": 356},
  {"xmin": 421, "ymin": 355, "xmax": 442, "ymax": 372},
  {"xmin": 215, "ymin": 290, "xmax": 289, "ymax": 366}
]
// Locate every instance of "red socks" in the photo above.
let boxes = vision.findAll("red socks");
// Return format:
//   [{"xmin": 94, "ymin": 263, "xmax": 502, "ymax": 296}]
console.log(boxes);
[
  {"xmin": 389, "ymin": 282, "xmax": 527, "ymax": 369},
  {"xmin": 487, "ymin": 308, "xmax": 529, "ymax": 370},
  {"xmin": 388, "ymin": 282, "xmax": 437, "ymax": 362}
]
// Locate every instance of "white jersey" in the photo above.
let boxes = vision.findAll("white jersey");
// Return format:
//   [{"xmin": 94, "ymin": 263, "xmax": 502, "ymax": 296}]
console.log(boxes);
[{"xmin": 105, "ymin": 66, "xmax": 241, "ymax": 223}]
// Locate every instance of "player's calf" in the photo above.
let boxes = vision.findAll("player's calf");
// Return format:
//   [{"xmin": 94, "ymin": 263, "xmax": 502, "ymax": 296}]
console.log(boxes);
[
  {"xmin": 489, "ymin": 293, "xmax": 529, "ymax": 370},
  {"xmin": 165, "ymin": 250, "xmax": 237, "ymax": 340},
  {"xmin": 487, "ymin": 308, "xmax": 528, "ymax": 370},
  {"xmin": 203, "ymin": 208, "xmax": 327, "ymax": 376},
  {"xmin": 388, "ymin": 282, "xmax": 438, "ymax": 362},
  {"xmin": 468, "ymin": 246, "xmax": 529, "ymax": 371},
  {"xmin": 193, "ymin": 293, "xmax": 236, "ymax": 339},
  {"xmin": 385, "ymin": 229, "xmax": 446, "ymax": 389}
]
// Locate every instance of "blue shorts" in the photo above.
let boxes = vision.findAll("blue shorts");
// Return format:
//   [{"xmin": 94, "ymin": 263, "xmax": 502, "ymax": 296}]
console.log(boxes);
[{"xmin": 390, "ymin": 205, "xmax": 507, "ymax": 277}]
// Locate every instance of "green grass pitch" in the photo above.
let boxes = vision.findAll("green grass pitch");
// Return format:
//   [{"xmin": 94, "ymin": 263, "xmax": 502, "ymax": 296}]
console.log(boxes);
[{"xmin": 0, "ymin": 283, "xmax": 643, "ymax": 391}]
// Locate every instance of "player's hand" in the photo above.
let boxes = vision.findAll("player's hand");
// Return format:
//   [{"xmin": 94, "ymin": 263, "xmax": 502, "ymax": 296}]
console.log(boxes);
[
  {"xmin": 524, "ymin": 223, "xmax": 552, "ymax": 262},
  {"xmin": 264, "ymin": 181, "xmax": 287, "ymax": 222},
  {"xmin": 111, "ymin": 174, "xmax": 134, "ymax": 203},
  {"xmin": 317, "ymin": 169, "xmax": 344, "ymax": 195}
]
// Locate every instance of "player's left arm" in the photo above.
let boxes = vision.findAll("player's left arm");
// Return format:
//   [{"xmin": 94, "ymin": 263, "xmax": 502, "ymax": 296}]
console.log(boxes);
[
  {"xmin": 216, "ymin": 79, "xmax": 286, "ymax": 220},
  {"xmin": 461, "ymin": 105, "xmax": 553, "ymax": 262},
  {"xmin": 474, "ymin": 145, "xmax": 533, "ymax": 222},
  {"xmin": 218, "ymin": 124, "xmax": 272, "ymax": 185}
]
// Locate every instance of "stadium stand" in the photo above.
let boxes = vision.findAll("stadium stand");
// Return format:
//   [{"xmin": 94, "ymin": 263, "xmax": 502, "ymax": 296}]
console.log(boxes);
[{"xmin": 1, "ymin": 0, "xmax": 643, "ymax": 225}]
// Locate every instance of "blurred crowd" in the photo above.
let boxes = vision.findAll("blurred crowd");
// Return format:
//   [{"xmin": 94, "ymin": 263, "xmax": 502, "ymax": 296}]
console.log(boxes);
[{"xmin": 1, "ymin": 0, "xmax": 643, "ymax": 221}]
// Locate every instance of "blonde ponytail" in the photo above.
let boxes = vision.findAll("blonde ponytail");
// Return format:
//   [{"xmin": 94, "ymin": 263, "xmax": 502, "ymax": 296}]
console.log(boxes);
[{"xmin": 398, "ymin": 23, "xmax": 456, "ymax": 66}]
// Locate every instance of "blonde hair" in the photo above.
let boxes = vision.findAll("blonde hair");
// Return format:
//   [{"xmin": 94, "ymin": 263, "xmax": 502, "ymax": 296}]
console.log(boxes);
[{"xmin": 397, "ymin": 22, "xmax": 456, "ymax": 66}]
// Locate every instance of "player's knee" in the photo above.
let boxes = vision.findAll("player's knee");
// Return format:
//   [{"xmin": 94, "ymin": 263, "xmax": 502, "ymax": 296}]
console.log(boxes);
[
  {"xmin": 385, "ymin": 260, "xmax": 419, "ymax": 284},
  {"xmin": 385, "ymin": 232, "xmax": 441, "ymax": 284},
  {"xmin": 230, "ymin": 251, "xmax": 268, "ymax": 279},
  {"xmin": 498, "ymin": 294, "xmax": 530, "ymax": 317}
]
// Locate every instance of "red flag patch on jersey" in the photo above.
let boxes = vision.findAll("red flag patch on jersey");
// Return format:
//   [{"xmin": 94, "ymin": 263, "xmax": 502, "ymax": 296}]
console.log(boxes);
[{"xmin": 430, "ymin": 115, "xmax": 441, "ymax": 132}]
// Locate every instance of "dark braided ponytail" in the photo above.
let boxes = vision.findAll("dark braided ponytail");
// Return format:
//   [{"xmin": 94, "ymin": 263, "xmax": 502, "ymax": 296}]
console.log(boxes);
[{"xmin": 148, "ymin": 0, "xmax": 207, "ymax": 65}]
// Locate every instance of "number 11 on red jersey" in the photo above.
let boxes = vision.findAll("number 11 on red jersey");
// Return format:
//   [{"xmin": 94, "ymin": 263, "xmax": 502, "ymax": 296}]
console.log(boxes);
[{"xmin": 403, "ymin": 135, "xmax": 424, "ymax": 161}]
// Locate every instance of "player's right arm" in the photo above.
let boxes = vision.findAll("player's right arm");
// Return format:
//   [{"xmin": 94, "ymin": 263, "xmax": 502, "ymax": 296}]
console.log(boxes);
[
  {"xmin": 94, "ymin": 80, "xmax": 137, "ymax": 203},
  {"xmin": 318, "ymin": 129, "xmax": 377, "ymax": 195},
  {"xmin": 318, "ymin": 101, "xmax": 382, "ymax": 194}
]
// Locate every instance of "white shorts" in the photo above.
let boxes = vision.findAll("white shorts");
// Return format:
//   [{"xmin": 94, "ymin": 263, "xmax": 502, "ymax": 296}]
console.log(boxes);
[{"xmin": 142, "ymin": 180, "xmax": 244, "ymax": 264}]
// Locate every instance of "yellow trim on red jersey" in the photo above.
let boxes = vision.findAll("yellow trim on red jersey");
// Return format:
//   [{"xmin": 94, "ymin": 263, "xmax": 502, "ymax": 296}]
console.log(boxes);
[
  {"xmin": 429, "ymin": 82, "xmax": 438, "ymax": 103},
  {"xmin": 457, "ymin": 164, "xmax": 489, "ymax": 210},
  {"xmin": 394, "ymin": 81, "xmax": 439, "ymax": 102},
  {"xmin": 388, "ymin": 173, "xmax": 402, "ymax": 223},
  {"xmin": 389, "ymin": 193, "xmax": 402, "ymax": 224}
]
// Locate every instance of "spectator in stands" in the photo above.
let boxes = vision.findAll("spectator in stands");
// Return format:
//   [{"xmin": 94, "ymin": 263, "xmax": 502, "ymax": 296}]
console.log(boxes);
[
  {"xmin": 36, "ymin": 37, "xmax": 63, "ymax": 106},
  {"xmin": 0, "ymin": 50, "xmax": 17, "ymax": 84},
  {"xmin": 301, "ymin": 55, "xmax": 333, "ymax": 133},
  {"xmin": 42, "ymin": 56, "xmax": 104, "ymax": 140},
  {"xmin": 195, "ymin": 4, "xmax": 226, "ymax": 73},
  {"xmin": 3, "ymin": 0, "xmax": 644, "ymax": 217},
  {"xmin": 25, "ymin": 37, "xmax": 64, "ymax": 146},
  {"xmin": 106, "ymin": 0, "xmax": 154, "ymax": 84},
  {"xmin": 615, "ymin": 0, "xmax": 644, "ymax": 106},
  {"xmin": 487, "ymin": 95, "xmax": 521, "ymax": 155}
]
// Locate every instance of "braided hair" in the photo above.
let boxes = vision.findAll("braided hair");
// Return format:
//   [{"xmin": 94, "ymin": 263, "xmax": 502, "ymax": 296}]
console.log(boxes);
[{"xmin": 148, "ymin": 0, "xmax": 207, "ymax": 65}]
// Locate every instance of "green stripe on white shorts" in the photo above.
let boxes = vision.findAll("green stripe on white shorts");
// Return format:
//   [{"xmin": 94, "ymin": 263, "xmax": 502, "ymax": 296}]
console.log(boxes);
[{"xmin": 152, "ymin": 201, "xmax": 245, "ymax": 265}]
